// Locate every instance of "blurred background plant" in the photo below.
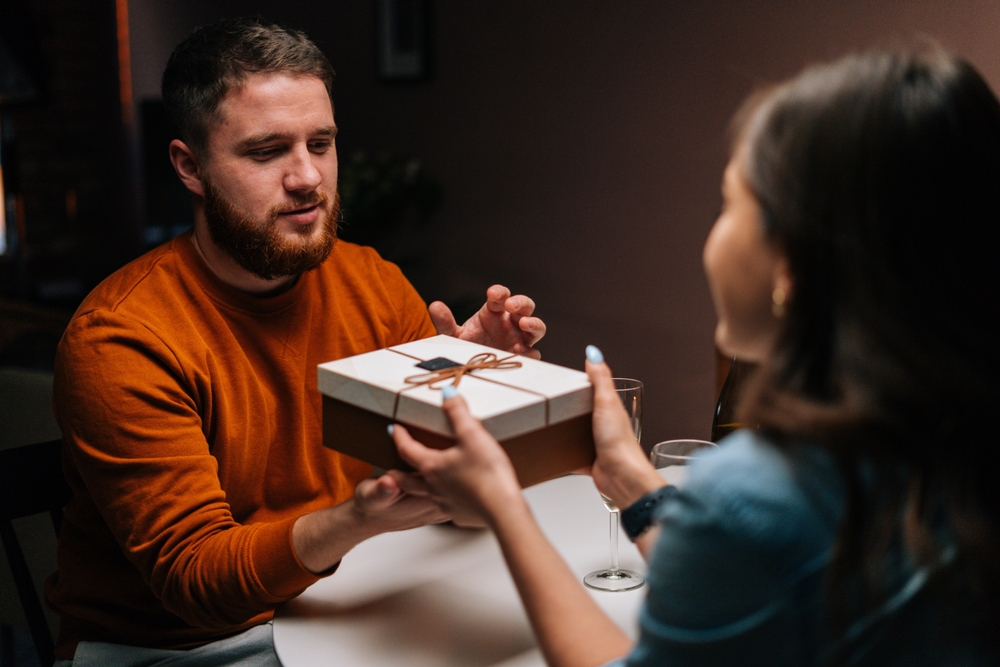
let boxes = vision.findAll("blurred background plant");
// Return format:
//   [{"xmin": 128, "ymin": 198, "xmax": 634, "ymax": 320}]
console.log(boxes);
[
  {"xmin": 337, "ymin": 151, "xmax": 444, "ymax": 252},
  {"xmin": 337, "ymin": 151, "xmax": 478, "ymax": 322}
]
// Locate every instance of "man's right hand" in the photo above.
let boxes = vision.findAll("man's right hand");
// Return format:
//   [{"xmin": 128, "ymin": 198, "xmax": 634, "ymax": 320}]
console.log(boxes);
[
  {"xmin": 292, "ymin": 470, "xmax": 448, "ymax": 574},
  {"xmin": 351, "ymin": 470, "xmax": 449, "ymax": 534}
]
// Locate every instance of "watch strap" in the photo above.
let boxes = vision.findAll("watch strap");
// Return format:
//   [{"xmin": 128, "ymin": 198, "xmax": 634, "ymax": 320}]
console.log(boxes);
[{"xmin": 621, "ymin": 485, "xmax": 674, "ymax": 541}]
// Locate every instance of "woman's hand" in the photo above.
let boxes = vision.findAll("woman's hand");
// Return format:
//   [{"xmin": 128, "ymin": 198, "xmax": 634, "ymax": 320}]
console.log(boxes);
[
  {"xmin": 585, "ymin": 346, "xmax": 666, "ymax": 510},
  {"xmin": 391, "ymin": 386, "xmax": 525, "ymax": 528},
  {"xmin": 395, "ymin": 383, "xmax": 633, "ymax": 667}
]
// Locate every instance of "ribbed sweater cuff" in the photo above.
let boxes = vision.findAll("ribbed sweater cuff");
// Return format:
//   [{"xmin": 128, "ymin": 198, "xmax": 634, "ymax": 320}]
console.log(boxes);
[{"xmin": 250, "ymin": 516, "xmax": 336, "ymax": 600}]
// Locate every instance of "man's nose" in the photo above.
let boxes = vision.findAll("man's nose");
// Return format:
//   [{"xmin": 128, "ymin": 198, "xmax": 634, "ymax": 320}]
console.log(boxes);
[{"xmin": 283, "ymin": 146, "xmax": 323, "ymax": 192}]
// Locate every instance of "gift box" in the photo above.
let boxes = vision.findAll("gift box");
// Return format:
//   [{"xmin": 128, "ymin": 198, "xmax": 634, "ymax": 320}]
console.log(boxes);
[{"xmin": 318, "ymin": 335, "xmax": 595, "ymax": 487}]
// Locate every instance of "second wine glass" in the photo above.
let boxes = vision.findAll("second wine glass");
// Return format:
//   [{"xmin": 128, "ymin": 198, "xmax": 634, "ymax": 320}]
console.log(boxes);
[{"xmin": 583, "ymin": 378, "xmax": 645, "ymax": 592}]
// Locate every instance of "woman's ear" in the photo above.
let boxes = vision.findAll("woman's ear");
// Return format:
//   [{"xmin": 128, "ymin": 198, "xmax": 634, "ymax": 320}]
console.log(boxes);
[
  {"xmin": 772, "ymin": 257, "xmax": 793, "ymax": 318},
  {"xmin": 775, "ymin": 258, "xmax": 792, "ymax": 296},
  {"xmin": 169, "ymin": 139, "xmax": 205, "ymax": 198}
]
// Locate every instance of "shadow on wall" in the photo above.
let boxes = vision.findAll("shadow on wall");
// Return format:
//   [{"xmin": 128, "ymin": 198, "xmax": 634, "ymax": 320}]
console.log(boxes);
[{"xmin": 0, "ymin": 300, "xmax": 70, "ymax": 373}]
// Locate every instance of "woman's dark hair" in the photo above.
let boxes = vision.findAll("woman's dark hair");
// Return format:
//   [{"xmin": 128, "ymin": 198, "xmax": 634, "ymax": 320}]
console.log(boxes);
[
  {"xmin": 736, "ymin": 48, "xmax": 1000, "ymax": 636},
  {"xmin": 161, "ymin": 17, "xmax": 336, "ymax": 157}
]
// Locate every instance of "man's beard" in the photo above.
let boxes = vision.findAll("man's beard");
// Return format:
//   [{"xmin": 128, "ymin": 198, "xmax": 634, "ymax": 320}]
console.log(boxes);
[{"xmin": 202, "ymin": 180, "xmax": 339, "ymax": 281}]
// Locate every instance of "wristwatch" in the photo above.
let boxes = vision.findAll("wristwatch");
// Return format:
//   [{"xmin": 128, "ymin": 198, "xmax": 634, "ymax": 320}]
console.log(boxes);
[{"xmin": 621, "ymin": 485, "xmax": 675, "ymax": 541}]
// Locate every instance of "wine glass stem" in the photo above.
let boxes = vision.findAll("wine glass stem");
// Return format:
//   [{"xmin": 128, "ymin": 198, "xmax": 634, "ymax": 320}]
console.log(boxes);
[{"xmin": 609, "ymin": 510, "xmax": 620, "ymax": 573}]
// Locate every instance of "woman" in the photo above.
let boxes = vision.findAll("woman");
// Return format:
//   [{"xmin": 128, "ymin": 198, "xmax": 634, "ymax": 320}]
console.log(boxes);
[{"xmin": 391, "ymin": 48, "xmax": 999, "ymax": 665}]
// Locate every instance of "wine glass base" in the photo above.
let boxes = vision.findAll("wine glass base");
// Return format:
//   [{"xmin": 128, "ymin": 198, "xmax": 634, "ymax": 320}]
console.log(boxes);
[{"xmin": 583, "ymin": 568, "xmax": 644, "ymax": 592}]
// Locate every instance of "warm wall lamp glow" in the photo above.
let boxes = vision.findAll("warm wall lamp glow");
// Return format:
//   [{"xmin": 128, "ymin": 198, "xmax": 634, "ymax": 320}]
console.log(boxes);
[
  {"xmin": 0, "ymin": 37, "xmax": 41, "ymax": 256},
  {"xmin": 116, "ymin": 0, "xmax": 133, "ymax": 126},
  {"xmin": 0, "ymin": 126, "xmax": 6, "ymax": 256}
]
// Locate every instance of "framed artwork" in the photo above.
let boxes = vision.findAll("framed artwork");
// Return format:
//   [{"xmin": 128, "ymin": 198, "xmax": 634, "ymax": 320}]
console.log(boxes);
[{"xmin": 376, "ymin": 0, "xmax": 430, "ymax": 81}]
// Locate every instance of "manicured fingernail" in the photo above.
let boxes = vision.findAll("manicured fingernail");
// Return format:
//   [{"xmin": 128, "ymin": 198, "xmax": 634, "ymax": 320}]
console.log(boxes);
[
  {"xmin": 387, "ymin": 424, "xmax": 394, "ymax": 436},
  {"xmin": 442, "ymin": 385, "xmax": 458, "ymax": 400},
  {"xmin": 585, "ymin": 345, "xmax": 604, "ymax": 364}
]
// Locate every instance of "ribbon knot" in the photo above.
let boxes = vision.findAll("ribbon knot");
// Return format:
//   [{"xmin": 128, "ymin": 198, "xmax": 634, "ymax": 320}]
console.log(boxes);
[{"xmin": 404, "ymin": 352, "xmax": 522, "ymax": 390}]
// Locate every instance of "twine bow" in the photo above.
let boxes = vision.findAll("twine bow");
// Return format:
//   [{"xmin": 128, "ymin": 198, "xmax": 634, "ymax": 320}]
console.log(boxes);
[{"xmin": 404, "ymin": 352, "xmax": 522, "ymax": 390}]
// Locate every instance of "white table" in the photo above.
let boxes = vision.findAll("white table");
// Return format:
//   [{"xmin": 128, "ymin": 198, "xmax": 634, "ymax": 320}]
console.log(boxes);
[{"xmin": 273, "ymin": 468, "xmax": 683, "ymax": 667}]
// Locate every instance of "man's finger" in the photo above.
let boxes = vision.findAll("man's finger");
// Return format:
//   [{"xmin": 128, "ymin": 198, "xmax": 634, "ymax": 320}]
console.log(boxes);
[
  {"xmin": 505, "ymin": 295, "xmax": 536, "ymax": 317},
  {"xmin": 356, "ymin": 474, "xmax": 403, "ymax": 506},
  {"xmin": 486, "ymin": 285, "xmax": 511, "ymax": 313},
  {"xmin": 512, "ymin": 343, "xmax": 542, "ymax": 360},
  {"xmin": 428, "ymin": 301, "xmax": 460, "ymax": 336},
  {"xmin": 517, "ymin": 315, "xmax": 547, "ymax": 346}
]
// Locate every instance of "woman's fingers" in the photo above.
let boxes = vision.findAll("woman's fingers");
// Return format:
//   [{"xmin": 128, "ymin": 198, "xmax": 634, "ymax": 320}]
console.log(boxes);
[
  {"xmin": 390, "ymin": 386, "xmax": 523, "ymax": 521},
  {"xmin": 392, "ymin": 393, "xmax": 492, "ymax": 467},
  {"xmin": 584, "ymin": 346, "xmax": 635, "ymax": 438},
  {"xmin": 391, "ymin": 422, "xmax": 435, "ymax": 470},
  {"xmin": 388, "ymin": 468, "xmax": 435, "ymax": 497},
  {"xmin": 584, "ymin": 345, "xmax": 619, "ymax": 409},
  {"xmin": 584, "ymin": 344, "xmax": 611, "ymax": 380},
  {"xmin": 440, "ymin": 391, "xmax": 492, "ymax": 446},
  {"xmin": 583, "ymin": 345, "xmax": 663, "ymax": 507}
]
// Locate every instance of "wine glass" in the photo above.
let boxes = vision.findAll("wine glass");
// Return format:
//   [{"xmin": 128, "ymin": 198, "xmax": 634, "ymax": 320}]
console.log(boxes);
[
  {"xmin": 584, "ymin": 378, "xmax": 645, "ymax": 592},
  {"xmin": 650, "ymin": 439, "xmax": 718, "ymax": 487}
]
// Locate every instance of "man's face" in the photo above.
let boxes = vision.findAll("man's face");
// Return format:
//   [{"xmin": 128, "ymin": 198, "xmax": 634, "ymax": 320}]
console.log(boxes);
[{"xmin": 199, "ymin": 72, "xmax": 339, "ymax": 280}]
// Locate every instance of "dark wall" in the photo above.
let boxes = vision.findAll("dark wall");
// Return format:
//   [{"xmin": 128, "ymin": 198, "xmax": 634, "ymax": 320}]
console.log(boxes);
[
  {"xmin": 1, "ymin": 0, "xmax": 141, "ymax": 307},
  {"xmin": 128, "ymin": 1, "xmax": 1000, "ymax": 443}
]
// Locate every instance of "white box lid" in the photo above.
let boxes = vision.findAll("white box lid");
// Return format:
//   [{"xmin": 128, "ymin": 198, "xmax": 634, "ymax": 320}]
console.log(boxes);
[{"xmin": 318, "ymin": 335, "xmax": 592, "ymax": 440}]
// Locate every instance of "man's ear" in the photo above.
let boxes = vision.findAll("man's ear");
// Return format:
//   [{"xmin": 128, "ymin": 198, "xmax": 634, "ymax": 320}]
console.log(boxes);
[{"xmin": 169, "ymin": 139, "xmax": 205, "ymax": 197}]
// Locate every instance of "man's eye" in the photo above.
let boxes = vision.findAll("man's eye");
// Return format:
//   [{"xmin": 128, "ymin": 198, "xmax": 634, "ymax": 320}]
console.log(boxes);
[
  {"xmin": 249, "ymin": 148, "xmax": 280, "ymax": 160},
  {"xmin": 309, "ymin": 141, "xmax": 331, "ymax": 153}
]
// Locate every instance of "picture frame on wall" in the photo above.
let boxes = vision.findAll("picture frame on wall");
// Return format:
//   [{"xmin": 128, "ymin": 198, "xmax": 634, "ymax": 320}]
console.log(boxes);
[{"xmin": 376, "ymin": 0, "xmax": 430, "ymax": 81}]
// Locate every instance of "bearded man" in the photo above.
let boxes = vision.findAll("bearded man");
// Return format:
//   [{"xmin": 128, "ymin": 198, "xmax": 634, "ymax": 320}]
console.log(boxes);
[{"xmin": 47, "ymin": 17, "xmax": 545, "ymax": 666}]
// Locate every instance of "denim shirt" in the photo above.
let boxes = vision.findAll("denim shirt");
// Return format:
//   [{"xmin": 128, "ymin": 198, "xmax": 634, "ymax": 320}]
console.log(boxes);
[{"xmin": 603, "ymin": 430, "xmax": 993, "ymax": 667}]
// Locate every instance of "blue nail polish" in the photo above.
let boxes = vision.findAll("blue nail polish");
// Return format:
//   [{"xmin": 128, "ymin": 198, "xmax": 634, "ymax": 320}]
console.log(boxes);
[
  {"xmin": 442, "ymin": 385, "xmax": 458, "ymax": 400},
  {"xmin": 585, "ymin": 345, "xmax": 604, "ymax": 364},
  {"xmin": 387, "ymin": 424, "xmax": 394, "ymax": 436}
]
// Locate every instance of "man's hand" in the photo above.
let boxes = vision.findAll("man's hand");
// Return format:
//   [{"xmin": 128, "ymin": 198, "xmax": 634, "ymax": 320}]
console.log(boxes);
[
  {"xmin": 292, "ymin": 470, "xmax": 448, "ymax": 574},
  {"xmin": 429, "ymin": 285, "xmax": 546, "ymax": 359},
  {"xmin": 351, "ymin": 470, "xmax": 450, "ymax": 534}
]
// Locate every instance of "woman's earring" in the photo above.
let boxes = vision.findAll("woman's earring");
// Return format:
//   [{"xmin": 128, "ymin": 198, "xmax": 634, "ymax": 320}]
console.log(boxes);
[{"xmin": 772, "ymin": 287, "xmax": 787, "ymax": 318}]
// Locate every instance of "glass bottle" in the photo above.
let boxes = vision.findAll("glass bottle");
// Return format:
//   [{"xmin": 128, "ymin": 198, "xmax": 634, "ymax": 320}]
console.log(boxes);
[{"xmin": 711, "ymin": 358, "xmax": 753, "ymax": 442}]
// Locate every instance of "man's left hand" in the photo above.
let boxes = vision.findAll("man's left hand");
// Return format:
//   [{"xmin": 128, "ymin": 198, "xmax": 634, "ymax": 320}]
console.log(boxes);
[{"xmin": 429, "ymin": 285, "xmax": 546, "ymax": 359}]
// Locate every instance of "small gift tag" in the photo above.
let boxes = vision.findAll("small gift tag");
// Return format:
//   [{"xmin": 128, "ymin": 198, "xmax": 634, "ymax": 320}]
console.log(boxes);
[{"xmin": 415, "ymin": 357, "xmax": 462, "ymax": 371}]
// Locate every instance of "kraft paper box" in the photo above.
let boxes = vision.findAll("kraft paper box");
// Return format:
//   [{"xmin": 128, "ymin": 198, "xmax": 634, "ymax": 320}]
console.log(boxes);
[{"xmin": 318, "ymin": 335, "xmax": 595, "ymax": 487}]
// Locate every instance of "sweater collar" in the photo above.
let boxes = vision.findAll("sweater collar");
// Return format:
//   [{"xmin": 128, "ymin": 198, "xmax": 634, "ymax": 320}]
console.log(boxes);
[{"xmin": 174, "ymin": 230, "xmax": 310, "ymax": 315}]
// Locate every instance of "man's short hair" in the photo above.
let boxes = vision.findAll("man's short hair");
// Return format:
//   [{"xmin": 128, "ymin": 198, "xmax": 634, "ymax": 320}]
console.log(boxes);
[{"xmin": 162, "ymin": 16, "xmax": 335, "ymax": 156}]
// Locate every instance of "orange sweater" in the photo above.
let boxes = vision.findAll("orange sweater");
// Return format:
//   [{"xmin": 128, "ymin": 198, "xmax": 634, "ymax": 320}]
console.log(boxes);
[{"xmin": 47, "ymin": 231, "xmax": 436, "ymax": 657}]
